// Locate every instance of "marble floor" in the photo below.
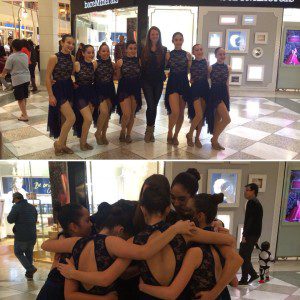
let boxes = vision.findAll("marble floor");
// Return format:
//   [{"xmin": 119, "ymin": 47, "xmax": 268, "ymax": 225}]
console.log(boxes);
[
  {"xmin": 0, "ymin": 241, "xmax": 300, "ymax": 300},
  {"xmin": 0, "ymin": 89, "xmax": 300, "ymax": 160}
]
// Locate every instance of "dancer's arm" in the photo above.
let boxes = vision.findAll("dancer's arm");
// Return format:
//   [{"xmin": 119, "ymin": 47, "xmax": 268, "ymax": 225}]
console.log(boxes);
[
  {"xmin": 64, "ymin": 277, "xmax": 117, "ymax": 300},
  {"xmin": 46, "ymin": 55, "xmax": 58, "ymax": 106},
  {"xmin": 185, "ymin": 227, "xmax": 235, "ymax": 247},
  {"xmin": 106, "ymin": 220, "xmax": 195, "ymax": 260},
  {"xmin": 74, "ymin": 61, "xmax": 80, "ymax": 73},
  {"xmin": 139, "ymin": 247, "xmax": 202, "ymax": 299},
  {"xmin": 41, "ymin": 237, "xmax": 81, "ymax": 253},
  {"xmin": 187, "ymin": 52, "xmax": 192, "ymax": 69},
  {"xmin": 115, "ymin": 59, "xmax": 122, "ymax": 80},
  {"xmin": 58, "ymin": 257, "xmax": 131, "ymax": 287},
  {"xmin": 71, "ymin": 55, "xmax": 76, "ymax": 75},
  {"xmin": 195, "ymin": 245, "xmax": 243, "ymax": 300}
]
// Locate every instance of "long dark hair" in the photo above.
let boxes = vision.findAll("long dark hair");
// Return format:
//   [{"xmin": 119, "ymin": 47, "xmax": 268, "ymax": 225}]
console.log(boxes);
[
  {"xmin": 142, "ymin": 26, "xmax": 164, "ymax": 65},
  {"xmin": 193, "ymin": 193, "xmax": 224, "ymax": 224}
]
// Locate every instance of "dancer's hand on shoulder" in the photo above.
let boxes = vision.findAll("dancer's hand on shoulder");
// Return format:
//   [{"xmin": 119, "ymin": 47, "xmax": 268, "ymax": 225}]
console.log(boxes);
[
  {"xmin": 195, "ymin": 290, "xmax": 217, "ymax": 300},
  {"xmin": 57, "ymin": 258, "xmax": 75, "ymax": 279},
  {"xmin": 187, "ymin": 52, "xmax": 192, "ymax": 61},
  {"xmin": 49, "ymin": 95, "xmax": 57, "ymax": 107},
  {"xmin": 173, "ymin": 220, "xmax": 196, "ymax": 235},
  {"xmin": 166, "ymin": 51, "xmax": 170, "ymax": 61}
]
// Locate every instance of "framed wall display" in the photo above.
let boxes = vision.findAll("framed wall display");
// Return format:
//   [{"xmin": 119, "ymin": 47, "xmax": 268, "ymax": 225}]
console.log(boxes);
[
  {"xmin": 248, "ymin": 174, "xmax": 267, "ymax": 192},
  {"xmin": 208, "ymin": 32, "xmax": 223, "ymax": 48},
  {"xmin": 219, "ymin": 15, "xmax": 238, "ymax": 25},
  {"xmin": 282, "ymin": 29, "xmax": 300, "ymax": 66},
  {"xmin": 247, "ymin": 65, "xmax": 265, "ymax": 81},
  {"xmin": 208, "ymin": 52, "xmax": 217, "ymax": 65},
  {"xmin": 242, "ymin": 15, "xmax": 257, "ymax": 26},
  {"xmin": 284, "ymin": 170, "xmax": 300, "ymax": 223},
  {"xmin": 225, "ymin": 29, "xmax": 250, "ymax": 53},
  {"xmin": 229, "ymin": 74, "xmax": 243, "ymax": 86},
  {"xmin": 217, "ymin": 211, "xmax": 234, "ymax": 234},
  {"xmin": 230, "ymin": 56, "xmax": 245, "ymax": 72},
  {"xmin": 252, "ymin": 47, "xmax": 264, "ymax": 59},
  {"xmin": 207, "ymin": 169, "xmax": 242, "ymax": 207},
  {"xmin": 255, "ymin": 32, "xmax": 269, "ymax": 44}
]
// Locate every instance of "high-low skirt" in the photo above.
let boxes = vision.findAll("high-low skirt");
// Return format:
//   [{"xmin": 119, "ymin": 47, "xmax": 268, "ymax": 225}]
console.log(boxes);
[{"xmin": 47, "ymin": 78, "xmax": 74, "ymax": 139}]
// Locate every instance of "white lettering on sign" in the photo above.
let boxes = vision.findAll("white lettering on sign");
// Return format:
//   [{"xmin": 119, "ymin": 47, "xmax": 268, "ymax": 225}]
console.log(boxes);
[{"xmin": 84, "ymin": 0, "xmax": 119, "ymax": 9}]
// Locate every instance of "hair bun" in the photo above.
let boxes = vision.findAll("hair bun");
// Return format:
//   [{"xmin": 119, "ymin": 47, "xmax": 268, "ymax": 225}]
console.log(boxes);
[
  {"xmin": 97, "ymin": 202, "xmax": 111, "ymax": 218},
  {"xmin": 211, "ymin": 193, "xmax": 224, "ymax": 205},
  {"xmin": 101, "ymin": 42, "xmax": 107, "ymax": 46},
  {"xmin": 186, "ymin": 168, "xmax": 200, "ymax": 182}
]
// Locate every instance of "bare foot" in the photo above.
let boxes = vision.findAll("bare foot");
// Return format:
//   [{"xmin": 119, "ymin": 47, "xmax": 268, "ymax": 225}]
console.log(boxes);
[{"xmin": 186, "ymin": 133, "xmax": 194, "ymax": 147}]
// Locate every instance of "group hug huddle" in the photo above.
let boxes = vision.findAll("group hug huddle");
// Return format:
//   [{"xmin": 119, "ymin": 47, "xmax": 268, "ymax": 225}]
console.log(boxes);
[
  {"xmin": 39, "ymin": 169, "xmax": 243, "ymax": 300},
  {"xmin": 46, "ymin": 26, "xmax": 232, "ymax": 156}
]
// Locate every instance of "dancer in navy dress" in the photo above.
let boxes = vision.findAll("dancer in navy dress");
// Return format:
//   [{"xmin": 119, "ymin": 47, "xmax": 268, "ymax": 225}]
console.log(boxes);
[
  {"xmin": 186, "ymin": 44, "xmax": 210, "ymax": 148},
  {"xmin": 73, "ymin": 45, "xmax": 97, "ymax": 151},
  {"xmin": 46, "ymin": 34, "xmax": 75, "ymax": 156},
  {"xmin": 141, "ymin": 26, "xmax": 167, "ymax": 143},
  {"xmin": 165, "ymin": 32, "xmax": 192, "ymax": 146},
  {"xmin": 207, "ymin": 47, "xmax": 231, "ymax": 151},
  {"xmin": 37, "ymin": 203, "xmax": 92, "ymax": 300},
  {"xmin": 116, "ymin": 40, "xmax": 142, "ymax": 144},
  {"xmin": 139, "ymin": 193, "xmax": 242, "ymax": 300},
  {"xmin": 94, "ymin": 43, "xmax": 117, "ymax": 145}
]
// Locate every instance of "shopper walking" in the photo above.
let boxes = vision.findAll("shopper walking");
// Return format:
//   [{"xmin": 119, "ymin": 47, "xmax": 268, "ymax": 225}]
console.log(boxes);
[
  {"xmin": 114, "ymin": 35, "xmax": 126, "ymax": 62},
  {"xmin": 7, "ymin": 192, "xmax": 38, "ymax": 280},
  {"xmin": 239, "ymin": 183, "xmax": 263, "ymax": 285},
  {"xmin": 27, "ymin": 40, "xmax": 38, "ymax": 92},
  {"xmin": 0, "ymin": 46, "xmax": 12, "ymax": 91},
  {"xmin": 140, "ymin": 26, "xmax": 167, "ymax": 143},
  {"xmin": 0, "ymin": 39, "xmax": 30, "ymax": 121}
]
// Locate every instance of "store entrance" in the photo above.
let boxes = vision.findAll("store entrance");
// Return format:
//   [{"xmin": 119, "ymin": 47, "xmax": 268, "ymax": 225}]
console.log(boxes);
[
  {"xmin": 76, "ymin": 7, "xmax": 138, "ymax": 59},
  {"xmin": 148, "ymin": 5, "xmax": 198, "ymax": 52}
]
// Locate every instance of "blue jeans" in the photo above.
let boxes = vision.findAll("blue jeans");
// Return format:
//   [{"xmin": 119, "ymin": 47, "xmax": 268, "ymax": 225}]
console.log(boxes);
[{"xmin": 14, "ymin": 240, "xmax": 36, "ymax": 272}]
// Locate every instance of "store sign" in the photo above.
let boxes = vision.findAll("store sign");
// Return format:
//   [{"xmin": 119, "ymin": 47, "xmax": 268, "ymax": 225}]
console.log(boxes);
[
  {"xmin": 2, "ymin": 177, "xmax": 51, "ymax": 195},
  {"xmin": 84, "ymin": 0, "xmax": 119, "ymax": 9}
]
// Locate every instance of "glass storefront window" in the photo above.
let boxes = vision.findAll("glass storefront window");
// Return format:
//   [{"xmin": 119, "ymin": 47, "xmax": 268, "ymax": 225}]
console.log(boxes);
[
  {"xmin": 283, "ymin": 8, "xmax": 300, "ymax": 22},
  {"xmin": 0, "ymin": 161, "xmax": 52, "ymax": 263},
  {"xmin": 88, "ymin": 161, "xmax": 161, "ymax": 213},
  {"xmin": 76, "ymin": 7, "xmax": 138, "ymax": 58}
]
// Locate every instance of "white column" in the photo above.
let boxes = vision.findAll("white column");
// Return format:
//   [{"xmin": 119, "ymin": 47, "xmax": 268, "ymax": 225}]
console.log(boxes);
[{"xmin": 38, "ymin": 0, "xmax": 59, "ymax": 83}]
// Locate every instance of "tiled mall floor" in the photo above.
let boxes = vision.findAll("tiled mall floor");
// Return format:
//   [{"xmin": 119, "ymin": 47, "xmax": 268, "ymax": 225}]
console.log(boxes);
[
  {"xmin": 1, "ymin": 90, "xmax": 299, "ymax": 160},
  {"xmin": 0, "ymin": 242, "xmax": 300, "ymax": 300}
]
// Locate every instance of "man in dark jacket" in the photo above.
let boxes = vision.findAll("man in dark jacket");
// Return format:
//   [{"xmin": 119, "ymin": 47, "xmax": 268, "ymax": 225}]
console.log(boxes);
[
  {"xmin": 239, "ymin": 183, "xmax": 263, "ymax": 285},
  {"xmin": 7, "ymin": 192, "xmax": 38, "ymax": 280}
]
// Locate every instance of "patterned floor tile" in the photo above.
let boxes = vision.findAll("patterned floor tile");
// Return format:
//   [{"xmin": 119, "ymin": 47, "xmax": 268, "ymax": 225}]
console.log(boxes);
[
  {"xmin": 226, "ymin": 126, "xmax": 270, "ymax": 141},
  {"xmin": 242, "ymin": 142, "xmax": 297, "ymax": 160}
]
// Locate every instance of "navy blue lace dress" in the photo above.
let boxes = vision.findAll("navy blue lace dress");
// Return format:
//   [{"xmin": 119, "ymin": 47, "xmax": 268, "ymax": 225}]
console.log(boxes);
[
  {"xmin": 188, "ymin": 58, "xmax": 210, "ymax": 120},
  {"xmin": 72, "ymin": 234, "xmax": 117, "ymax": 296},
  {"xmin": 207, "ymin": 63, "xmax": 230, "ymax": 134},
  {"xmin": 73, "ymin": 60, "xmax": 96, "ymax": 138},
  {"xmin": 165, "ymin": 50, "xmax": 190, "ymax": 114},
  {"xmin": 133, "ymin": 221, "xmax": 189, "ymax": 300},
  {"xmin": 93, "ymin": 58, "xmax": 117, "ymax": 126},
  {"xmin": 117, "ymin": 56, "xmax": 142, "ymax": 117},
  {"xmin": 47, "ymin": 52, "xmax": 74, "ymax": 138}
]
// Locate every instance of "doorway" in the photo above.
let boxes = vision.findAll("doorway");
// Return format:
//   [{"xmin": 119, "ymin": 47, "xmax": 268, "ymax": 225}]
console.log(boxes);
[{"xmin": 148, "ymin": 5, "xmax": 198, "ymax": 52}]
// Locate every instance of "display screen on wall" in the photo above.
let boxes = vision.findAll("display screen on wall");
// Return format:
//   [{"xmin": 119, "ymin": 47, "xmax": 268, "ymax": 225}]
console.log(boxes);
[
  {"xmin": 1, "ymin": 177, "xmax": 51, "ymax": 195},
  {"xmin": 285, "ymin": 170, "xmax": 300, "ymax": 223},
  {"xmin": 283, "ymin": 30, "xmax": 300, "ymax": 66}
]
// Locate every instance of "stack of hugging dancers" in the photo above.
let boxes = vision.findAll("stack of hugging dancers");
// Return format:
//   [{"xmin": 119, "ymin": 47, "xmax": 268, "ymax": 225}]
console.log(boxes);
[
  {"xmin": 39, "ymin": 169, "xmax": 243, "ymax": 300},
  {"xmin": 46, "ymin": 26, "xmax": 232, "ymax": 156}
]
